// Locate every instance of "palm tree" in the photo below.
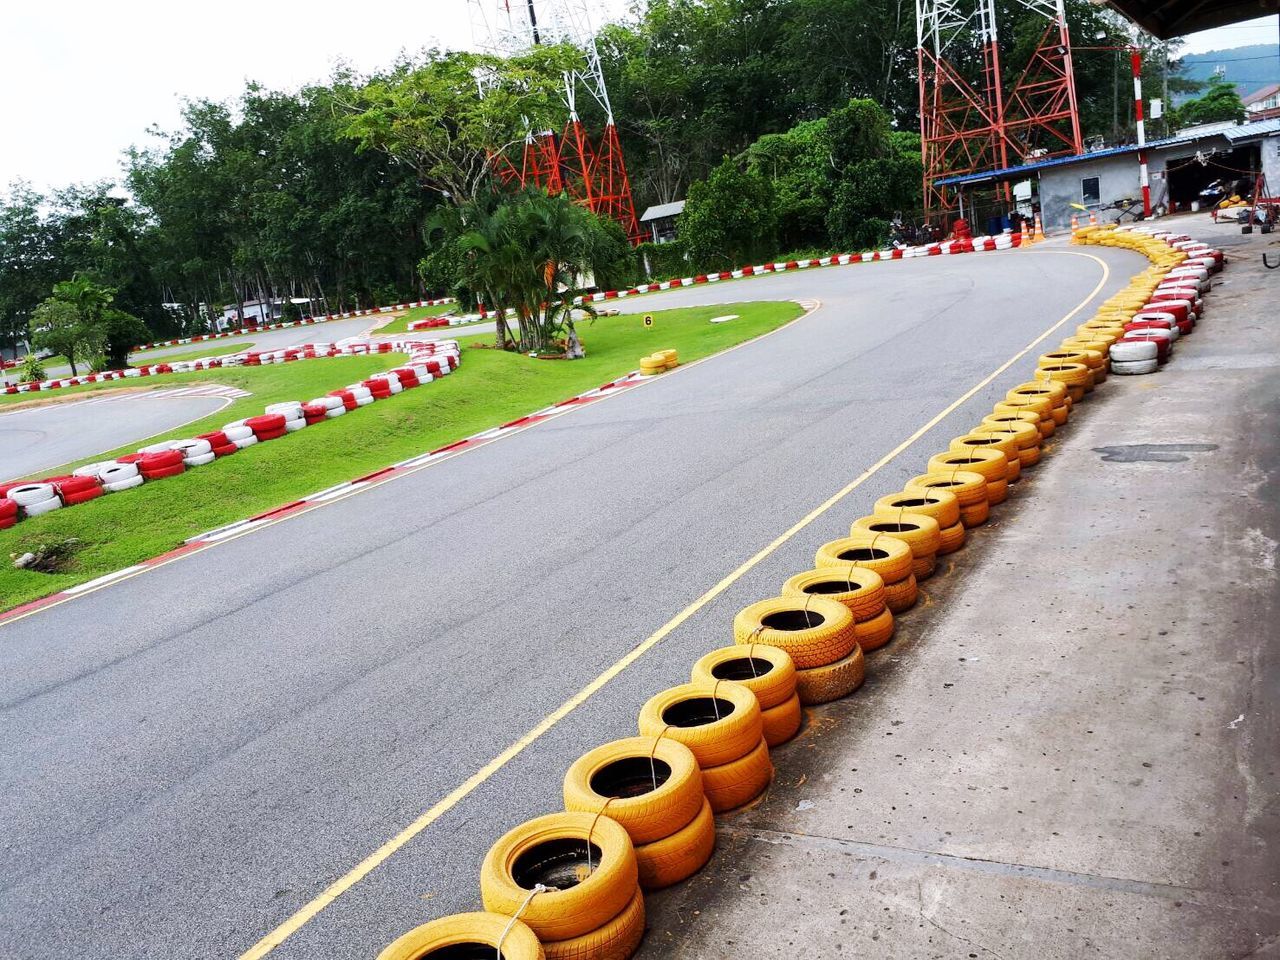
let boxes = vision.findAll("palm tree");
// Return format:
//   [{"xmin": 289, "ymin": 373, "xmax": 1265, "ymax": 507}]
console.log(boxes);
[{"xmin": 458, "ymin": 190, "xmax": 632, "ymax": 355}]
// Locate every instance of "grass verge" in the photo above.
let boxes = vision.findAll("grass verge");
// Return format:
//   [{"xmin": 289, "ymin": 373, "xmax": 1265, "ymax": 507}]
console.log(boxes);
[
  {"xmin": 0, "ymin": 300, "xmax": 801, "ymax": 608},
  {"xmin": 127, "ymin": 343, "xmax": 253, "ymax": 365}
]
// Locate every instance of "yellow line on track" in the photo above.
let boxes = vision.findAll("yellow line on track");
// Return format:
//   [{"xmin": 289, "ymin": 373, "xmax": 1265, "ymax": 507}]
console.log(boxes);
[{"xmin": 240, "ymin": 248, "xmax": 1112, "ymax": 958}]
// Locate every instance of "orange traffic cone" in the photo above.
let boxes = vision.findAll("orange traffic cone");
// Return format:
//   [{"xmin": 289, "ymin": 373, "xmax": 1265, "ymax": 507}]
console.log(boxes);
[
  {"xmin": 1088, "ymin": 210, "xmax": 1098, "ymax": 226},
  {"xmin": 1033, "ymin": 213, "xmax": 1044, "ymax": 240},
  {"xmin": 1070, "ymin": 213, "xmax": 1079, "ymax": 230}
]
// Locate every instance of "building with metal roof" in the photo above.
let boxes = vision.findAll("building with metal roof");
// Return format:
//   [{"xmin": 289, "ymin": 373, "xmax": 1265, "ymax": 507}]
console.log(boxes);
[
  {"xmin": 942, "ymin": 119, "xmax": 1280, "ymax": 231},
  {"xmin": 638, "ymin": 200, "xmax": 686, "ymax": 244}
]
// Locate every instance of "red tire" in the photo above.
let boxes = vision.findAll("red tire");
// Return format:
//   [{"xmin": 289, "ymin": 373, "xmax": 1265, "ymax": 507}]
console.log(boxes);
[
  {"xmin": 141, "ymin": 462, "xmax": 186, "ymax": 480},
  {"xmin": 198, "ymin": 430, "xmax": 230, "ymax": 447},
  {"xmin": 245, "ymin": 413, "xmax": 287, "ymax": 436},
  {"xmin": 62, "ymin": 486, "xmax": 104, "ymax": 506},
  {"xmin": 55, "ymin": 476, "xmax": 101, "ymax": 497},
  {"xmin": 211, "ymin": 443, "xmax": 238, "ymax": 457},
  {"xmin": 140, "ymin": 449, "xmax": 183, "ymax": 470},
  {"xmin": 0, "ymin": 498, "xmax": 18, "ymax": 520},
  {"xmin": 117, "ymin": 453, "xmax": 145, "ymax": 464},
  {"xmin": 254, "ymin": 426, "xmax": 287, "ymax": 441}
]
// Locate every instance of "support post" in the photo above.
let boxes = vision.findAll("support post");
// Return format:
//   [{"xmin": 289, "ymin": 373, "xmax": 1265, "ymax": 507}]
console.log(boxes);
[{"xmin": 1131, "ymin": 47, "xmax": 1152, "ymax": 218}]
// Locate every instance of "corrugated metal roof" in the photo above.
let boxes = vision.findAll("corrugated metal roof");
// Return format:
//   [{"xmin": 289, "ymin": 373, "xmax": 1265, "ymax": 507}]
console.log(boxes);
[
  {"xmin": 1223, "ymin": 118, "xmax": 1280, "ymax": 141},
  {"xmin": 938, "ymin": 119, "xmax": 1280, "ymax": 187},
  {"xmin": 639, "ymin": 200, "xmax": 686, "ymax": 222}
]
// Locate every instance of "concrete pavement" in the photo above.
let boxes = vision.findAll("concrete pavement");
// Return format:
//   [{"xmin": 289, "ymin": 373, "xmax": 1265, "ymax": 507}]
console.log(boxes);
[{"xmin": 0, "ymin": 245, "xmax": 1148, "ymax": 958}]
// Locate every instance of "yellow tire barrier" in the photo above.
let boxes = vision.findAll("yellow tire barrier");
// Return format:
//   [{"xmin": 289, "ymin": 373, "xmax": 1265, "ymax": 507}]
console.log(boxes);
[
  {"xmin": 793, "ymin": 642, "xmax": 866, "ymax": 705},
  {"xmin": 377, "ymin": 912, "xmax": 545, "ymax": 960},
  {"xmin": 850, "ymin": 513, "xmax": 941, "ymax": 580},
  {"xmin": 480, "ymin": 812, "xmax": 638, "ymax": 943},
  {"xmin": 699, "ymin": 736, "xmax": 773, "ymax": 812},
  {"xmin": 563, "ymin": 737, "xmax": 705, "ymax": 846},
  {"xmin": 949, "ymin": 433, "xmax": 1021, "ymax": 481},
  {"xmin": 904, "ymin": 471, "xmax": 989, "ymax": 527},
  {"xmin": 873, "ymin": 488, "xmax": 960, "ymax": 531},
  {"xmin": 781, "ymin": 566, "xmax": 888, "ymax": 621},
  {"xmin": 543, "ymin": 886, "xmax": 646, "ymax": 960},
  {"xmin": 731, "ymin": 595, "xmax": 858, "ymax": 669},
  {"xmin": 691, "ymin": 644, "xmax": 797, "ymax": 711},
  {"xmin": 927, "ymin": 449, "xmax": 1009, "ymax": 504},
  {"xmin": 630, "ymin": 799, "xmax": 715, "ymax": 891},
  {"xmin": 637, "ymin": 682, "xmax": 763, "ymax": 768}
]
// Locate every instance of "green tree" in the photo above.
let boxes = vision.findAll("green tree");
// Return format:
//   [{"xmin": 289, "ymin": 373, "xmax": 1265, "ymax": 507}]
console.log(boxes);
[
  {"xmin": 1174, "ymin": 78, "xmax": 1246, "ymax": 127},
  {"xmin": 679, "ymin": 159, "xmax": 778, "ymax": 271},
  {"xmin": 343, "ymin": 48, "xmax": 577, "ymax": 207},
  {"xmin": 458, "ymin": 190, "xmax": 620, "ymax": 355},
  {"xmin": 743, "ymin": 118, "xmax": 833, "ymax": 250},
  {"xmin": 31, "ymin": 299, "xmax": 95, "ymax": 375}
]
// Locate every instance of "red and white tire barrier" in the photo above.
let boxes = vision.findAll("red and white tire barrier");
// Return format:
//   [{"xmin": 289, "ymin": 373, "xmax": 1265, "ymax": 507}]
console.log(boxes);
[
  {"xmin": 129, "ymin": 296, "xmax": 457, "ymax": 352},
  {"xmin": 0, "ymin": 338, "xmax": 461, "ymax": 531},
  {"xmin": 570, "ymin": 234, "xmax": 1027, "ymax": 307}
]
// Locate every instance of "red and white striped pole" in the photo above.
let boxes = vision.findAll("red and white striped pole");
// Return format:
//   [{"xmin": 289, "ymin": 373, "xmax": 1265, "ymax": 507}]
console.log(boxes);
[{"xmin": 1131, "ymin": 47, "xmax": 1152, "ymax": 218}]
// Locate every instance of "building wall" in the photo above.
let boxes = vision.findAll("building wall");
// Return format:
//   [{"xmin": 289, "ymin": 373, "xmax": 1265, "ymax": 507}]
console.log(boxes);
[
  {"xmin": 1038, "ymin": 152, "xmax": 1169, "ymax": 231},
  {"xmin": 1263, "ymin": 135, "xmax": 1280, "ymax": 197}
]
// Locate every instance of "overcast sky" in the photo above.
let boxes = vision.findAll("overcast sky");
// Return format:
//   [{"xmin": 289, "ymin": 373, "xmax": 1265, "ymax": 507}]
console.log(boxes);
[{"xmin": 0, "ymin": 3, "xmax": 1274, "ymax": 194}]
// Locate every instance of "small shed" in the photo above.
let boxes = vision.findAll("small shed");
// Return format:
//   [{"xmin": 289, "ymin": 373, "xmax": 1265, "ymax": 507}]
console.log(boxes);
[{"xmin": 638, "ymin": 200, "xmax": 686, "ymax": 244}]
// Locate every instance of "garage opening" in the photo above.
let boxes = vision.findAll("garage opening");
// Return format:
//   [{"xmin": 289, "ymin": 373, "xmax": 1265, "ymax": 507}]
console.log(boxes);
[{"xmin": 1166, "ymin": 144, "xmax": 1262, "ymax": 209}]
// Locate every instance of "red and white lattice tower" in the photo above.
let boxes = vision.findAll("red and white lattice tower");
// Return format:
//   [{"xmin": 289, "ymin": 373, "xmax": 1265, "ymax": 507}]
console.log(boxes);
[
  {"xmin": 917, "ymin": 0, "xmax": 1083, "ymax": 216},
  {"xmin": 468, "ymin": 0, "xmax": 642, "ymax": 242}
]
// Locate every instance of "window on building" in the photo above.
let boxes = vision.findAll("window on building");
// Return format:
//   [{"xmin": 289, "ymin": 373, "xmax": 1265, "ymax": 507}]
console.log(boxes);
[{"xmin": 1082, "ymin": 176, "xmax": 1101, "ymax": 206}]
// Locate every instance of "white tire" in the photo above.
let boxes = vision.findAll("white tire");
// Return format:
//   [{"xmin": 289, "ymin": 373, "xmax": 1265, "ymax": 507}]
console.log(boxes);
[
  {"xmin": 139, "ymin": 441, "xmax": 179, "ymax": 454},
  {"xmin": 223, "ymin": 419, "xmax": 248, "ymax": 429},
  {"xmin": 73, "ymin": 462, "xmax": 110, "ymax": 479},
  {"xmin": 99, "ymin": 462, "xmax": 140, "ymax": 484},
  {"xmin": 354, "ymin": 396, "xmax": 375, "ymax": 407},
  {"xmin": 24, "ymin": 495, "xmax": 64, "ymax": 516},
  {"xmin": 8, "ymin": 483, "xmax": 57, "ymax": 507},
  {"xmin": 1110, "ymin": 341, "xmax": 1158, "ymax": 362},
  {"xmin": 104, "ymin": 474, "xmax": 145, "ymax": 493},
  {"xmin": 222, "ymin": 425, "xmax": 253, "ymax": 441},
  {"xmin": 284, "ymin": 418, "xmax": 307, "ymax": 432},
  {"xmin": 184, "ymin": 452, "xmax": 217, "ymax": 466},
  {"xmin": 173, "ymin": 438, "xmax": 213, "ymax": 457},
  {"xmin": 347, "ymin": 386, "xmax": 372, "ymax": 400},
  {"xmin": 387, "ymin": 381, "xmax": 403, "ymax": 394},
  {"xmin": 1111, "ymin": 358, "xmax": 1158, "ymax": 375},
  {"xmin": 232, "ymin": 434, "xmax": 259, "ymax": 449},
  {"xmin": 312, "ymin": 395, "xmax": 343, "ymax": 411},
  {"xmin": 325, "ymin": 406, "xmax": 347, "ymax": 419},
  {"xmin": 266, "ymin": 402, "xmax": 303, "ymax": 421}
]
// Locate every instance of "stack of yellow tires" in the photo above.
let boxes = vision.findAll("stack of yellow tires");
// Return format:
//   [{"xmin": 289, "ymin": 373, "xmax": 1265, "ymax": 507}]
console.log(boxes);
[{"xmin": 639, "ymin": 349, "xmax": 678, "ymax": 375}]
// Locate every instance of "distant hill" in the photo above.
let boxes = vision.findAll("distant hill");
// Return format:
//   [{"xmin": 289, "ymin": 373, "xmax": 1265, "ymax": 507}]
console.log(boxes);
[{"xmin": 1175, "ymin": 45, "xmax": 1280, "ymax": 104}]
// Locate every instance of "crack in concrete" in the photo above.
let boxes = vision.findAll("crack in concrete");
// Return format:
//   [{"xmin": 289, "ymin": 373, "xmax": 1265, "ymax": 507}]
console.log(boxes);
[{"xmin": 723, "ymin": 824, "xmax": 1274, "ymax": 910}]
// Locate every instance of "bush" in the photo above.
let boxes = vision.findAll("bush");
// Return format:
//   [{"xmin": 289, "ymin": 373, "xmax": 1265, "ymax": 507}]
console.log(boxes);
[
  {"xmin": 680, "ymin": 158, "xmax": 778, "ymax": 272},
  {"xmin": 17, "ymin": 353, "xmax": 46, "ymax": 382},
  {"xmin": 635, "ymin": 240, "xmax": 688, "ymax": 280}
]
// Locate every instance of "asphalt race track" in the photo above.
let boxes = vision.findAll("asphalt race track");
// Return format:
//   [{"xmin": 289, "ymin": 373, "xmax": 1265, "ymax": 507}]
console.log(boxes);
[
  {"xmin": 0, "ymin": 390, "xmax": 237, "ymax": 483},
  {"xmin": 0, "ymin": 244, "xmax": 1146, "ymax": 958}
]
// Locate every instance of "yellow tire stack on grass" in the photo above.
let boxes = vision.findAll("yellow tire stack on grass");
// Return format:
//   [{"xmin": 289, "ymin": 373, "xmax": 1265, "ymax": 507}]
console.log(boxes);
[{"xmin": 640, "ymin": 349, "xmax": 678, "ymax": 375}]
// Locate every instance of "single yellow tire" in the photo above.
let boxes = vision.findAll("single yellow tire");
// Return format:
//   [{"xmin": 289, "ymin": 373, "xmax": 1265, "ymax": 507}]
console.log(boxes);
[
  {"xmin": 928, "ymin": 448, "xmax": 1008, "ymax": 486},
  {"xmin": 974, "ymin": 420, "xmax": 1039, "ymax": 451},
  {"xmin": 883, "ymin": 574, "xmax": 919, "ymax": 612},
  {"xmin": 813, "ymin": 533, "xmax": 913, "ymax": 584},
  {"xmin": 1008, "ymin": 380, "xmax": 1067, "ymax": 406},
  {"xmin": 480, "ymin": 813, "xmax": 637, "ymax": 942},
  {"xmin": 795, "ymin": 643, "xmax": 865, "ymax": 705},
  {"xmin": 938, "ymin": 521, "xmax": 966, "ymax": 553},
  {"xmin": 563, "ymin": 737, "xmax": 705, "ymax": 845},
  {"xmin": 850, "ymin": 513, "xmax": 940, "ymax": 559},
  {"xmin": 874, "ymin": 488, "xmax": 960, "ymax": 530},
  {"xmin": 731, "ymin": 595, "xmax": 858, "ymax": 669},
  {"xmin": 657, "ymin": 349, "xmax": 678, "ymax": 362},
  {"xmin": 781, "ymin": 566, "xmax": 886, "ymax": 621},
  {"xmin": 948, "ymin": 434, "xmax": 1019, "ymax": 481},
  {"xmin": 993, "ymin": 398, "xmax": 1054, "ymax": 436},
  {"xmin": 960, "ymin": 499, "xmax": 991, "ymax": 527},
  {"xmin": 637, "ymin": 682, "xmax": 763, "ymax": 768},
  {"xmin": 377, "ymin": 912, "xmax": 545, "ymax": 960},
  {"xmin": 853, "ymin": 606, "xmax": 894, "ymax": 651},
  {"xmin": 691, "ymin": 644, "xmax": 796, "ymax": 710},
  {"xmin": 980, "ymin": 410, "xmax": 1040, "ymax": 434},
  {"xmin": 1038, "ymin": 350, "xmax": 1090, "ymax": 369},
  {"xmin": 985, "ymin": 475, "xmax": 1009, "ymax": 505},
  {"xmin": 542, "ymin": 886, "xmax": 645, "ymax": 960},
  {"xmin": 634, "ymin": 799, "xmax": 715, "ymax": 890},
  {"xmin": 701, "ymin": 737, "xmax": 773, "ymax": 812},
  {"xmin": 1017, "ymin": 445, "xmax": 1041, "ymax": 467},
  {"xmin": 904, "ymin": 471, "xmax": 988, "ymax": 508},
  {"xmin": 760, "ymin": 692, "xmax": 803, "ymax": 746}
]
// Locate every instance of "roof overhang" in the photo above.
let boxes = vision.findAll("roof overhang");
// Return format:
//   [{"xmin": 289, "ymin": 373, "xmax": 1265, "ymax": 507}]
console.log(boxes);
[{"xmin": 1101, "ymin": 0, "xmax": 1280, "ymax": 39}]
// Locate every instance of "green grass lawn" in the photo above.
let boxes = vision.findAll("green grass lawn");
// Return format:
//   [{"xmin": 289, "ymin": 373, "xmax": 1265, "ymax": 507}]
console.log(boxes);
[{"xmin": 0, "ymin": 300, "xmax": 801, "ymax": 608}]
